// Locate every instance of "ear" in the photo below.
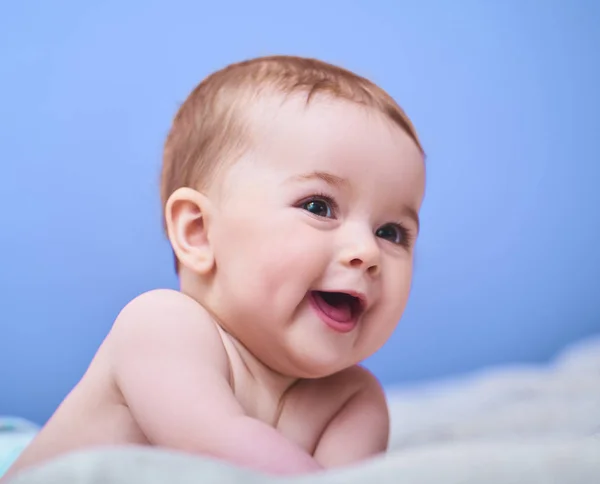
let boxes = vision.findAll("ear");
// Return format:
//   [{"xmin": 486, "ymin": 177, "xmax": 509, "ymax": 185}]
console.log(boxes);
[{"xmin": 164, "ymin": 187, "xmax": 215, "ymax": 275}]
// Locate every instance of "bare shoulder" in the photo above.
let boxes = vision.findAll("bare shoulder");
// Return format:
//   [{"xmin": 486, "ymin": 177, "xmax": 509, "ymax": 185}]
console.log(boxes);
[
  {"xmin": 112, "ymin": 289, "xmax": 211, "ymax": 327},
  {"xmin": 107, "ymin": 289, "xmax": 229, "ymax": 377},
  {"xmin": 314, "ymin": 365, "xmax": 387, "ymax": 405},
  {"xmin": 284, "ymin": 365, "xmax": 388, "ymax": 439},
  {"xmin": 321, "ymin": 365, "xmax": 389, "ymax": 437},
  {"xmin": 293, "ymin": 365, "xmax": 387, "ymax": 410},
  {"xmin": 110, "ymin": 289, "xmax": 218, "ymax": 338},
  {"xmin": 309, "ymin": 366, "xmax": 390, "ymax": 465}
]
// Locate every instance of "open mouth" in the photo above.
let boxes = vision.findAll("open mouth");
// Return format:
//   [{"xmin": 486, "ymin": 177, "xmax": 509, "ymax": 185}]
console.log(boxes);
[{"xmin": 310, "ymin": 291, "xmax": 364, "ymax": 325}]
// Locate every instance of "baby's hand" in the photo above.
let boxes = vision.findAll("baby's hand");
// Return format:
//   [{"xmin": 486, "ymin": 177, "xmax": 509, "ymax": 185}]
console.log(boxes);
[{"xmin": 111, "ymin": 290, "xmax": 322, "ymax": 475}]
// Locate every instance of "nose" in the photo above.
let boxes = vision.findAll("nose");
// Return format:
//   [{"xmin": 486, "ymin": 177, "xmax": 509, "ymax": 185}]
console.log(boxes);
[{"xmin": 339, "ymin": 227, "xmax": 381, "ymax": 276}]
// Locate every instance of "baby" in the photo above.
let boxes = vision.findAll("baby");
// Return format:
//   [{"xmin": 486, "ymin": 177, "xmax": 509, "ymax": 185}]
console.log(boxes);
[{"xmin": 5, "ymin": 55, "xmax": 425, "ymax": 478}]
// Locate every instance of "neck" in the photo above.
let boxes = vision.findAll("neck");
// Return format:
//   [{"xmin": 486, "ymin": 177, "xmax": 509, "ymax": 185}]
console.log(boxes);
[
  {"xmin": 178, "ymin": 270, "xmax": 299, "ymax": 400},
  {"xmin": 225, "ymin": 329, "xmax": 299, "ymax": 398}
]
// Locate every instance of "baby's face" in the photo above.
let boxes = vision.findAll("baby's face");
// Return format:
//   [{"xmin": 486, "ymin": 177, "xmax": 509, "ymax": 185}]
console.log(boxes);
[{"xmin": 206, "ymin": 96, "xmax": 425, "ymax": 378}]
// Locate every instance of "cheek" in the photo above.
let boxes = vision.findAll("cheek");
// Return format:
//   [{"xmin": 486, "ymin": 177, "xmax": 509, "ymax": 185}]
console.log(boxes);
[
  {"xmin": 264, "ymin": 229, "xmax": 322, "ymax": 274},
  {"xmin": 384, "ymin": 263, "xmax": 413, "ymax": 319},
  {"xmin": 259, "ymin": 223, "xmax": 329, "ymax": 301},
  {"xmin": 214, "ymin": 212, "xmax": 328, "ymax": 306},
  {"xmin": 363, "ymin": 263, "xmax": 413, "ymax": 347}
]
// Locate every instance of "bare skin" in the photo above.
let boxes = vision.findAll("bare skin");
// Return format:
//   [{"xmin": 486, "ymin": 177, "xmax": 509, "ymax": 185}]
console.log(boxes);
[
  {"xmin": 5, "ymin": 290, "xmax": 389, "ymax": 479},
  {"xmin": 6, "ymin": 96, "xmax": 424, "ymax": 479}
]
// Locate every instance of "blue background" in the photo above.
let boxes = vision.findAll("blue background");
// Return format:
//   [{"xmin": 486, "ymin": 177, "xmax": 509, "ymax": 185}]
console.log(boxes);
[{"xmin": 1, "ymin": 1, "xmax": 599, "ymax": 425}]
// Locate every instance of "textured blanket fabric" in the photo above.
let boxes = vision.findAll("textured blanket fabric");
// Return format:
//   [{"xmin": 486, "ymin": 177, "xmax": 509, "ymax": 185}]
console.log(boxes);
[
  {"xmin": 6, "ymin": 440, "xmax": 600, "ymax": 484},
  {"xmin": 387, "ymin": 335, "xmax": 600, "ymax": 449}
]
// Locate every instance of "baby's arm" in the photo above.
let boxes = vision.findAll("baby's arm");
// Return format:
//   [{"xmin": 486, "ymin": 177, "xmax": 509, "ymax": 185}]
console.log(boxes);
[
  {"xmin": 111, "ymin": 290, "xmax": 322, "ymax": 475},
  {"xmin": 313, "ymin": 367, "xmax": 389, "ymax": 468}
]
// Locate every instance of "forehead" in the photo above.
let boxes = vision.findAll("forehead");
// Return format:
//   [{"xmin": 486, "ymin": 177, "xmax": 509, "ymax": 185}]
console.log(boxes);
[{"xmin": 226, "ymin": 96, "xmax": 425, "ymax": 205}]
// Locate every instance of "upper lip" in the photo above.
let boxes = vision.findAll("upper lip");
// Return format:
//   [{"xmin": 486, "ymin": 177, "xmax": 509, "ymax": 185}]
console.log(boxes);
[{"xmin": 314, "ymin": 289, "xmax": 369, "ymax": 313}]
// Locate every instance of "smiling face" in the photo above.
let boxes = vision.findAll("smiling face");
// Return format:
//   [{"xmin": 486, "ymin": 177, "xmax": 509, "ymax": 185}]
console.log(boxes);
[{"xmin": 202, "ymin": 96, "xmax": 425, "ymax": 378}]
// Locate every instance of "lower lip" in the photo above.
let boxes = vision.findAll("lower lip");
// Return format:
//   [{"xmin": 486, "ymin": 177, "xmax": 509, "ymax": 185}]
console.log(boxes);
[{"xmin": 309, "ymin": 293, "xmax": 357, "ymax": 334}]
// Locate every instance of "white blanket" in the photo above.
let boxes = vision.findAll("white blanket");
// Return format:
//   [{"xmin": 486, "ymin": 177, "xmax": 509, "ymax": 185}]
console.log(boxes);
[
  {"xmin": 387, "ymin": 335, "xmax": 600, "ymax": 449},
  {"xmin": 6, "ymin": 440, "xmax": 600, "ymax": 484}
]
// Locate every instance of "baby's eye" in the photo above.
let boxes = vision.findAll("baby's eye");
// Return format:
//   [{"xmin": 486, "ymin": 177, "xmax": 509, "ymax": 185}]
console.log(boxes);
[
  {"xmin": 376, "ymin": 223, "xmax": 408, "ymax": 245},
  {"xmin": 301, "ymin": 198, "xmax": 334, "ymax": 218}
]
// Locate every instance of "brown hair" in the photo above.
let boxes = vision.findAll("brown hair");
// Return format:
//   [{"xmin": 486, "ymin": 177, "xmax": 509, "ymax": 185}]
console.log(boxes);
[{"xmin": 161, "ymin": 55, "xmax": 423, "ymax": 271}]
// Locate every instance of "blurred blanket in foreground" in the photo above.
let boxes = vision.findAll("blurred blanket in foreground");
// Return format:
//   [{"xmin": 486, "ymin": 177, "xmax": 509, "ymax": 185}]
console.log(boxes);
[
  {"xmin": 0, "ymin": 419, "xmax": 38, "ymax": 477},
  {"xmin": 387, "ymin": 334, "xmax": 600, "ymax": 448},
  {"xmin": 6, "ymin": 439, "xmax": 599, "ymax": 484}
]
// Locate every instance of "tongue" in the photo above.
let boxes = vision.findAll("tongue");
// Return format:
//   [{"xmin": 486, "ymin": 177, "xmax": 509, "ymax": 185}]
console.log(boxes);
[{"xmin": 313, "ymin": 292, "xmax": 353, "ymax": 323}]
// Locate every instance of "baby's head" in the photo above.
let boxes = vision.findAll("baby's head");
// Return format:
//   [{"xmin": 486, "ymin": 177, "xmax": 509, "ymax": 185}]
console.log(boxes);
[{"xmin": 161, "ymin": 56, "xmax": 425, "ymax": 378}]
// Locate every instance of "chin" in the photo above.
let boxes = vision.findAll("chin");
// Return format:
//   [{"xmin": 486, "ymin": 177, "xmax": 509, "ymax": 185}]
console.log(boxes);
[{"xmin": 280, "ymin": 347, "xmax": 356, "ymax": 379}]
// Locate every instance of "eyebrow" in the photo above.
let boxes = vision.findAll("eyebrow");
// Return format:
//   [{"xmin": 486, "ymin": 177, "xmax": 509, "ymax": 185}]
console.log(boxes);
[
  {"xmin": 403, "ymin": 206, "xmax": 421, "ymax": 234},
  {"xmin": 288, "ymin": 170, "xmax": 420, "ymax": 233},
  {"xmin": 287, "ymin": 170, "xmax": 349, "ymax": 187}
]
